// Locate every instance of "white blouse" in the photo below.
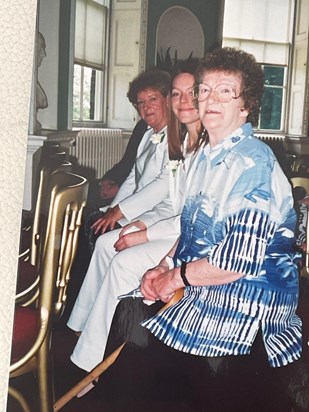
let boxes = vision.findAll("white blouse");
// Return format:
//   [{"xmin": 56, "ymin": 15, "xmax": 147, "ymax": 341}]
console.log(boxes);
[{"xmin": 137, "ymin": 134, "xmax": 206, "ymax": 241}]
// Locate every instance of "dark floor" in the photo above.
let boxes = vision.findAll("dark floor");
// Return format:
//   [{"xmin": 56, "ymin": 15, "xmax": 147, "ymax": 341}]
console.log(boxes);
[{"xmin": 7, "ymin": 277, "xmax": 309, "ymax": 412}]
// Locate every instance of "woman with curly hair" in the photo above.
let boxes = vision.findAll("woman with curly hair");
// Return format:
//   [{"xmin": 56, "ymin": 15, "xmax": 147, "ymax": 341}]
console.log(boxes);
[{"xmin": 94, "ymin": 48, "xmax": 302, "ymax": 411}]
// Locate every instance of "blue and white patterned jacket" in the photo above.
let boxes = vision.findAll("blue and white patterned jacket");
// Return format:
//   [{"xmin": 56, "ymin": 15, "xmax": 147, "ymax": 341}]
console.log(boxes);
[{"xmin": 143, "ymin": 122, "xmax": 302, "ymax": 368}]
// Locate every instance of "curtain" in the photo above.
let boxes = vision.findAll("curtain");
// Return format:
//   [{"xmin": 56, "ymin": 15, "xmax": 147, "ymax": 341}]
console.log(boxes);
[{"xmin": 75, "ymin": 0, "xmax": 109, "ymax": 70}]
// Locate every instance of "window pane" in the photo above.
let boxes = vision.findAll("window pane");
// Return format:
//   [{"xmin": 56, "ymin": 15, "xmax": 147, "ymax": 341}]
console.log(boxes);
[
  {"xmin": 264, "ymin": 66, "xmax": 284, "ymax": 86},
  {"xmin": 82, "ymin": 66, "xmax": 92, "ymax": 120},
  {"xmin": 73, "ymin": 64, "xmax": 81, "ymax": 120},
  {"xmin": 75, "ymin": 0, "xmax": 107, "ymax": 69},
  {"xmin": 260, "ymin": 87, "xmax": 283, "ymax": 130},
  {"xmin": 73, "ymin": 64, "xmax": 103, "ymax": 122}
]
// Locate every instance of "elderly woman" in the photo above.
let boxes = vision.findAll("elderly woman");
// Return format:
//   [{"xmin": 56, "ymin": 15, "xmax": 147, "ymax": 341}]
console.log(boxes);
[
  {"xmin": 97, "ymin": 48, "xmax": 302, "ymax": 411},
  {"xmin": 88, "ymin": 68, "xmax": 171, "ymax": 237}
]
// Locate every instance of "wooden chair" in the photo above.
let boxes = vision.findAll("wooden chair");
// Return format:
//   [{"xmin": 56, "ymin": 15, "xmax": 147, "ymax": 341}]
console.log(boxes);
[
  {"xmin": 17, "ymin": 161, "xmax": 72, "ymax": 306},
  {"xmin": 9, "ymin": 171, "xmax": 88, "ymax": 412},
  {"xmin": 291, "ymin": 176, "xmax": 309, "ymax": 278}
]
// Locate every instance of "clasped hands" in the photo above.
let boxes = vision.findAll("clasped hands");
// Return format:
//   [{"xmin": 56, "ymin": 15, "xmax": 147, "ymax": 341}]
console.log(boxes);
[{"xmin": 141, "ymin": 260, "xmax": 180, "ymax": 303}]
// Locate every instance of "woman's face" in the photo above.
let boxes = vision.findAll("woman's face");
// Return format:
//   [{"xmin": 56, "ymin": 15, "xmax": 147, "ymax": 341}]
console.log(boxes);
[
  {"xmin": 136, "ymin": 88, "xmax": 169, "ymax": 132},
  {"xmin": 171, "ymin": 73, "xmax": 199, "ymax": 125},
  {"xmin": 197, "ymin": 70, "xmax": 248, "ymax": 143}
]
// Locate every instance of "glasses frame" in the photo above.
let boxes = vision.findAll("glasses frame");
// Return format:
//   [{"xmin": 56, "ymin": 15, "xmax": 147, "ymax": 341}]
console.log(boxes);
[{"xmin": 194, "ymin": 82, "xmax": 242, "ymax": 103}]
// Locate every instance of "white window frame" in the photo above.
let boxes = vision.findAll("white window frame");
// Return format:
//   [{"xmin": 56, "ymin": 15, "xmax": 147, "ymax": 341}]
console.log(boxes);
[
  {"xmin": 258, "ymin": 64, "xmax": 288, "ymax": 132},
  {"xmin": 73, "ymin": 64, "xmax": 105, "ymax": 127},
  {"xmin": 73, "ymin": 0, "xmax": 110, "ymax": 127}
]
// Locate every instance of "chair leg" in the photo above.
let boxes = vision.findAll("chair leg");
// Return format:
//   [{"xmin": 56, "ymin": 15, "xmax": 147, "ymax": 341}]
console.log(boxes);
[
  {"xmin": 8, "ymin": 386, "xmax": 31, "ymax": 412},
  {"xmin": 37, "ymin": 338, "xmax": 54, "ymax": 412}
]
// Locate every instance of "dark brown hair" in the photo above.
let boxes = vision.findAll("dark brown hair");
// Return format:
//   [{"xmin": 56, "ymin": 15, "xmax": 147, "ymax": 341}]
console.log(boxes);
[{"xmin": 127, "ymin": 69, "xmax": 171, "ymax": 106}]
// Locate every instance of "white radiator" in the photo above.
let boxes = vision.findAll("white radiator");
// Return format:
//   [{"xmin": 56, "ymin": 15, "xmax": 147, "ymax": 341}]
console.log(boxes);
[
  {"xmin": 68, "ymin": 128, "xmax": 124, "ymax": 179},
  {"xmin": 255, "ymin": 132, "xmax": 285, "ymax": 142},
  {"xmin": 46, "ymin": 128, "xmax": 125, "ymax": 179}
]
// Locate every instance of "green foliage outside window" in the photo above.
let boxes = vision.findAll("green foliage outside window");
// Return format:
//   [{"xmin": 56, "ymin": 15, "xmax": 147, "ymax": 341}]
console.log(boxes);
[
  {"xmin": 73, "ymin": 64, "xmax": 95, "ymax": 121},
  {"xmin": 260, "ymin": 66, "xmax": 285, "ymax": 131}
]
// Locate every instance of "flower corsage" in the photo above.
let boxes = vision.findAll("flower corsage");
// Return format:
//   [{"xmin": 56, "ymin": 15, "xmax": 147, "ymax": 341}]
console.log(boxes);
[
  {"xmin": 167, "ymin": 159, "xmax": 181, "ymax": 177},
  {"xmin": 150, "ymin": 132, "xmax": 165, "ymax": 144}
]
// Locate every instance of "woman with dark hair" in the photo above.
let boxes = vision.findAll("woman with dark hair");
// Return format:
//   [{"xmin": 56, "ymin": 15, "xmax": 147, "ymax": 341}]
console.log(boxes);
[
  {"xmin": 98, "ymin": 48, "xmax": 302, "ymax": 411},
  {"xmin": 67, "ymin": 62, "xmax": 208, "ymax": 376},
  {"xmin": 90, "ymin": 69, "xmax": 172, "ymax": 236}
]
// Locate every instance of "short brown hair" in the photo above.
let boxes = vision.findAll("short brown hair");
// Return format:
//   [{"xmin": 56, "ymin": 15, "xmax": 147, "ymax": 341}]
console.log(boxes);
[{"xmin": 127, "ymin": 69, "xmax": 171, "ymax": 106}]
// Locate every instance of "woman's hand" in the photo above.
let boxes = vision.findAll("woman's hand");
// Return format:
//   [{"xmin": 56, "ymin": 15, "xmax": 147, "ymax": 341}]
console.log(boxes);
[
  {"xmin": 91, "ymin": 205, "xmax": 123, "ymax": 234},
  {"xmin": 141, "ymin": 260, "xmax": 181, "ymax": 303},
  {"xmin": 119, "ymin": 220, "xmax": 147, "ymax": 236},
  {"xmin": 140, "ymin": 266, "xmax": 168, "ymax": 302},
  {"xmin": 114, "ymin": 229, "xmax": 148, "ymax": 252},
  {"xmin": 142, "ymin": 255, "xmax": 245, "ymax": 303},
  {"xmin": 113, "ymin": 220, "xmax": 148, "ymax": 251}
]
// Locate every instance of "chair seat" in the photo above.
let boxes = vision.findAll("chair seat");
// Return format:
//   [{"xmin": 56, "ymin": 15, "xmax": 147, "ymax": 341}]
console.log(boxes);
[
  {"xmin": 11, "ymin": 306, "xmax": 39, "ymax": 363},
  {"xmin": 16, "ymin": 260, "xmax": 38, "ymax": 294}
]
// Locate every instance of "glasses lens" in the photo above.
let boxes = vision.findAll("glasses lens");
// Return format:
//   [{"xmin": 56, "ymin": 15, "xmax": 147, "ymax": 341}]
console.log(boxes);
[
  {"xmin": 194, "ymin": 83, "xmax": 236, "ymax": 103},
  {"xmin": 195, "ymin": 84, "xmax": 210, "ymax": 102},
  {"xmin": 216, "ymin": 84, "xmax": 234, "ymax": 103}
]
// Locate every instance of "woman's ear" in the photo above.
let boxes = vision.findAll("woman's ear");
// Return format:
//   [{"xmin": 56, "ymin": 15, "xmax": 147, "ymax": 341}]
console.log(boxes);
[{"xmin": 240, "ymin": 107, "xmax": 249, "ymax": 118}]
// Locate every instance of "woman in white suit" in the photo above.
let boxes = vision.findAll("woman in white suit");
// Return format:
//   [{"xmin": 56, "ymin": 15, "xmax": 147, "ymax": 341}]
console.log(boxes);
[
  {"xmin": 67, "ymin": 61, "xmax": 208, "ymax": 374},
  {"xmin": 91, "ymin": 69, "xmax": 172, "ymax": 235}
]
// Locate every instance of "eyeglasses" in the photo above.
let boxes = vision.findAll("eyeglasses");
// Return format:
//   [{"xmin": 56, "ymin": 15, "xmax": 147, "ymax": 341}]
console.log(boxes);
[{"xmin": 194, "ymin": 83, "xmax": 241, "ymax": 103}]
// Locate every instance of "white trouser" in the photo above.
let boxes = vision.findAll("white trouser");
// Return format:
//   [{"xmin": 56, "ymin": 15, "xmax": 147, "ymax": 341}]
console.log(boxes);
[{"xmin": 67, "ymin": 228, "xmax": 176, "ymax": 371}]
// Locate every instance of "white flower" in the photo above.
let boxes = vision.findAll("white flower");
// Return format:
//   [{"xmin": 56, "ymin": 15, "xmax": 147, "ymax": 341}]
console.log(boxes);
[
  {"xmin": 167, "ymin": 160, "xmax": 181, "ymax": 177},
  {"xmin": 150, "ymin": 132, "xmax": 165, "ymax": 144}
]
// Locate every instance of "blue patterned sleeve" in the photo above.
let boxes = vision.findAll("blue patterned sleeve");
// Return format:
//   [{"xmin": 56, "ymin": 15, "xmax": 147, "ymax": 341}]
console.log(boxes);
[{"xmin": 208, "ymin": 208, "xmax": 277, "ymax": 276}]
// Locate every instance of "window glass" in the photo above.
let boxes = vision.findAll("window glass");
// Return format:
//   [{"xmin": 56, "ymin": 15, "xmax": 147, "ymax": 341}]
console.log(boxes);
[
  {"xmin": 73, "ymin": 0, "xmax": 109, "ymax": 125},
  {"xmin": 73, "ymin": 64, "xmax": 82, "ymax": 120},
  {"xmin": 258, "ymin": 65, "xmax": 285, "ymax": 130},
  {"xmin": 73, "ymin": 65, "xmax": 103, "ymax": 122},
  {"xmin": 260, "ymin": 86, "xmax": 283, "ymax": 130},
  {"xmin": 264, "ymin": 66, "xmax": 284, "ymax": 87},
  {"xmin": 223, "ymin": 0, "xmax": 294, "ymax": 132}
]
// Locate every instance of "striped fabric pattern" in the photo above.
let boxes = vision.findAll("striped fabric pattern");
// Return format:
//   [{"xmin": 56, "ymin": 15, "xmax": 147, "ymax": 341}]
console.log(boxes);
[
  {"xmin": 142, "ymin": 123, "xmax": 302, "ymax": 368},
  {"xmin": 210, "ymin": 209, "xmax": 276, "ymax": 276}
]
